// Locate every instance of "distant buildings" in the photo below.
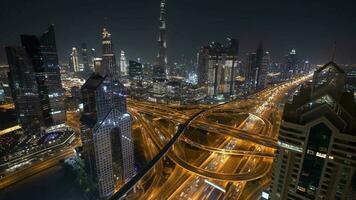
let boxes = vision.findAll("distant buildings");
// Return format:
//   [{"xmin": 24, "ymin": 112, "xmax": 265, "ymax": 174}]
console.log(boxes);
[
  {"xmin": 6, "ymin": 25, "xmax": 66, "ymax": 134},
  {"xmin": 80, "ymin": 74, "xmax": 135, "ymax": 198},
  {"xmin": 197, "ymin": 38, "xmax": 239, "ymax": 98},
  {"xmin": 271, "ymin": 62, "xmax": 356, "ymax": 199},
  {"xmin": 101, "ymin": 28, "xmax": 119, "ymax": 80},
  {"xmin": 70, "ymin": 47, "xmax": 80, "ymax": 72}
]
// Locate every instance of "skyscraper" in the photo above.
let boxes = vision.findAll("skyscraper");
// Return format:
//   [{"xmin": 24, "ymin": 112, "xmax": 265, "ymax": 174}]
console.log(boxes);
[
  {"xmin": 81, "ymin": 43, "xmax": 91, "ymax": 77},
  {"xmin": 270, "ymin": 62, "xmax": 356, "ymax": 200},
  {"xmin": 70, "ymin": 47, "xmax": 80, "ymax": 72},
  {"xmin": 5, "ymin": 46, "xmax": 43, "ymax": 134},
  {"xmin": 120, "ymin": 50, "xmax": 127, "ymax": 76},
  {"xmin": 197, "ymin": 38, "xmax": 239, "ymax": 98},
  {"xmin": 245, "ymin": 42, "xmax": 268, "ymax": 90},
  {"xmin": 80, "ymin": 74, "xmax": 135, "ymax": 198},
  {"xmin": 21, "ymin": 25, "xmax": 66, "ymax": 128},
  {"xmin": 93, "ymin": 57, "xmax": 103, "ymax": 74},
  {"xmin": 128, "ymin": 60, "xmax": 143, "ymax": 81},
  {"xmin": 257, "ymin": 51, "xmax": 269, "ymax": 89},
  {"xmin": 246, "ymin": 52, "xmax": 257, "ymax": 87},
  {"xmin": 153, "ymin": 0, "xmax": 168, "ymax": 82},
  {"xmin": 101, "ymin": 28, "xmax": 118, "ymax": 80},
  {"xmin": 281, "ymin": 49, "xmax": 300, "ymax": 80},
  {"xmin": 255, "ymin": 41, "xmax": 267, "ymax": 89}
]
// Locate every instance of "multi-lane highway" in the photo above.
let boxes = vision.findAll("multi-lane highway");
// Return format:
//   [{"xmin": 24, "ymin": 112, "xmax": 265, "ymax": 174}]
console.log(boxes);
[{"xmin": 111, "ymin": 75, "xmax": 311, "ymax": 200}]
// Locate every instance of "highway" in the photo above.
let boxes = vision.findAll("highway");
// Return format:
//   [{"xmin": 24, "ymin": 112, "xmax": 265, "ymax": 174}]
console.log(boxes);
[{"xmin": 111, "ymin": 75, "xmax": 311, "ymax": 199}]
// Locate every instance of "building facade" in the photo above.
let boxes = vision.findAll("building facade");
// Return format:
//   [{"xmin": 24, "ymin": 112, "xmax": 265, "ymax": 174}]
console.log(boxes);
[{"xmin": 271, "ymin": 62, "xmax": 356, "ymax": 200}]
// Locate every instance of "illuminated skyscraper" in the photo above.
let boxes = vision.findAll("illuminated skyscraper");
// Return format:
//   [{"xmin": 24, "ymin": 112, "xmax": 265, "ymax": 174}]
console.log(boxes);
[
  {"xmin": 5, "ymin": 46, "xmax": 43, "ymax": 134},
  {"xmin": 271, "ymin": 62, "xmax": 356, "ymax": 200},
  {"xmin": 101, "ymin": 28, "xmax": 118, "ymax": 80},
  {"xmin": 80, "ymin": 74, "xmax": 135, "ymax": 198},
  {"xmin": 70, "ymin": 47, "xmax": 80, "ymax": 72},
  {"xmin": 120, "ymin": 50, "xmax": 127, "ymax": 76},
  {"xmin": 153, "ymin": 0, "xmax": 168, "ymax": 82},
  {"xmin": 197, "ymin": 38, "xmax": 239, "ymax": 98}
]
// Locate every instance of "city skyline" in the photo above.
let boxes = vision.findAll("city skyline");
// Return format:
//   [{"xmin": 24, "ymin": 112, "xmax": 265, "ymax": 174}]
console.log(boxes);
[
  {"xmin": 0, "ymin": 0, "xmax": 356, "ymax": 64},
  {"xmin": 0, "ymin": 1, "xmax": 355, "ymax": 200}
]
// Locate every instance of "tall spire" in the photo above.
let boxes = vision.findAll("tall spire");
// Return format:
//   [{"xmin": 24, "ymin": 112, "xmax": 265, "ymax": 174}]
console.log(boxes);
[
  {"xmin": 153, "ymin": 0, "xmax": 168, "ymax": 82},
  {"xmin": 157, "ymin": 0, "xmax": 167, "ymax": 66}
]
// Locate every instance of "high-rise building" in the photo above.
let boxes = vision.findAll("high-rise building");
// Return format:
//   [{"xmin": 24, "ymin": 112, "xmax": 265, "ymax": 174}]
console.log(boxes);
[
  {"xmin": 153, "ymin": 0, "xmax": 168, "ymax": 82},
  {"xmin": 257, "ymin": 51, "xmax": 270, "ymax": 89},
  {"xmin": 21, "ymin": 25, "xmax": 66, "ymax": 128},
  {"xmin": 128, "ymin": 60, "xmax": 143, "ymax": 81},
  {"xmin": 101, "ymin": 28, "xmax": 118, "ymax": 80},
  {"xmin": 270, "ymin": 62, "xmax": 356, "ymax": 200},
  {"xmin": 197, "ymin": 38, "xmax": 239, "ymax": 98},
  {"xmin": 93, "ymin": 58, "xmax": 103, "ymax": 74},
  {"xmin": 90, "ymin": 48, "xmax": 97, "ymax": 71},
  {"xmin": 245, "ymin": 52, "xmax": 257, "ymax": 86},
  {"xmin": 255, "ymin": 41, "xmax": 268, "ymax": 89},
  {"xmin": 5, "ymin": 46, "xmax": 43, "ymax": 134},
  {"xmin": 70, "ymin": 47, "xmax": 80, "ymax": 72},
  {"xmin": 120, "ymin": 50, "xmax": 127, "ymax": 76},
  {"xmin": 197, "ymin": 46, "xmax": 210, "ymax": 85},
  {"xmin": 281, "ymin": 49, "xmax": 300, "ymax": 80},
  {"xmin": 81, "ymin": 43, "xmax": 92, "ymax": 77},
  {"xmin": 245, "ymin": 42, "xmax": 268, "ymax": 90},
  {"xmin": 80, "ymin": 74, "xmax": 135, "ymax": 198}
]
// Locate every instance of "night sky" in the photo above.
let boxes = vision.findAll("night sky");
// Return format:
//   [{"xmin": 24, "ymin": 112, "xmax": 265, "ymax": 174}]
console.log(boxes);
[{"xmin": 0, "ymin": 0, "xmax": 355, "ymax": 65}]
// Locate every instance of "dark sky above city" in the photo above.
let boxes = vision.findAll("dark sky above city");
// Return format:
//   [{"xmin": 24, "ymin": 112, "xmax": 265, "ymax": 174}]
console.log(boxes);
[{"xmin": 0, "ymin": 0, "xmax": 355, "ymax": 65}]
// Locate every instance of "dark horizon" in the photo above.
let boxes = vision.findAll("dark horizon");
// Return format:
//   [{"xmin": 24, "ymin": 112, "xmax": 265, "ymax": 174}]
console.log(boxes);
[{"xmin": 0, "ymin": 0, "xmax": 356, "ymax": 65}]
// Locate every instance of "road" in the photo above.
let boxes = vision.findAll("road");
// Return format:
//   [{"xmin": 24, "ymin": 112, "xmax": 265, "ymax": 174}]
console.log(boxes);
[{"xmin": 113, "ymin": 75, "xmax": 311, "ymax": 200}]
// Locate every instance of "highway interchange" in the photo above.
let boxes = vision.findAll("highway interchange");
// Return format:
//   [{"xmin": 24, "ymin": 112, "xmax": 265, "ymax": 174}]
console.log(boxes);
[{"xmin": 117, "ymin": 75, "xmax": 311, "ymax": 200}]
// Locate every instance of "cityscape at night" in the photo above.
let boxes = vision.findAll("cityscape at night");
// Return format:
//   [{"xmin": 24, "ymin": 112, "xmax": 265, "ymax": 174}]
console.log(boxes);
[{"xmin": 0, "ymin": 0, "xmax": 355, "ymax": 200}]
